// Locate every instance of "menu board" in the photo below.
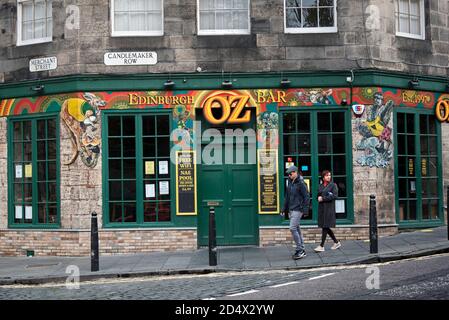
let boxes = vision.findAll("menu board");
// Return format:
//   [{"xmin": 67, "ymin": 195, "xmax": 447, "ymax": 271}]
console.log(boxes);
[
  {"xmin": 176, "ymin": 150, "xmax": 197, "ymax": 215},
  {"xmin": 258, "ymin": 149, "xmax": 279, "ymax": 214}
]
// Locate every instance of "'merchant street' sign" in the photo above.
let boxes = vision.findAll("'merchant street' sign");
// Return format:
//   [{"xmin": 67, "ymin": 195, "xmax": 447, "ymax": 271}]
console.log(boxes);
[
  {"xmin": 29, "ymin": 57, "xmax": 57, "ymax": 72},
  {"xmin": 104, "ymin": 52, "xmax": 157, "ymax": 66}
]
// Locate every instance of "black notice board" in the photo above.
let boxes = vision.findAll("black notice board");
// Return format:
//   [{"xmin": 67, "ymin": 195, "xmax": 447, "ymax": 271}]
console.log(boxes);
[
  {"xmin": 176, "ymin": 151, "xmax": 197, "ymax": 215},
  {"xmin": 258, "ymin": 149, "xmax": 279, "ymax": 214}
]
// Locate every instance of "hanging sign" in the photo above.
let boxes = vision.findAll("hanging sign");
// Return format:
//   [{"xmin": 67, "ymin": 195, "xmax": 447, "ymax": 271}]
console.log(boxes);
[
  {"xmin": 176, "ymin": 150, "xmax": 197, "ymax": 215},
  {"xmin": 258, "ymin": 149, "xmax": 279, "ymax": 214}
]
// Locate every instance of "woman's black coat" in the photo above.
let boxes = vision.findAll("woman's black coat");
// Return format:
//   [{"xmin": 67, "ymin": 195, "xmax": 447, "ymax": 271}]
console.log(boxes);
[{"xmin": 318, "ymin": 182, "xmax": 338, "ymax": 228}]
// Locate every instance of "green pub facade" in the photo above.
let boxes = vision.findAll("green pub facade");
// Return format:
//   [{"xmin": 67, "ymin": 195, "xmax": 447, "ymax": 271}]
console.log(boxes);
[{"xmin": 0, "ymin": 71, "xmax": 447, "ymax": 256}]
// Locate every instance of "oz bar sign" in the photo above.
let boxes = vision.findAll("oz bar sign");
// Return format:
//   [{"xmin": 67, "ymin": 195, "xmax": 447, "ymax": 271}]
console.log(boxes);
[
  {"xmin": 29, "ymin": 57, "xmax": 57, "ymax": 72},
  {"xmin": 104, "ymin": 52, "xmax": 157, "ymax": 66}
]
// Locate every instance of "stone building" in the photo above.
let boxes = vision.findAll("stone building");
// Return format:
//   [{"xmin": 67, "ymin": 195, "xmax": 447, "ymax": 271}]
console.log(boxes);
[{"xmin": 0, "ymin": 0, "xmax": 447, "ymax": 256}]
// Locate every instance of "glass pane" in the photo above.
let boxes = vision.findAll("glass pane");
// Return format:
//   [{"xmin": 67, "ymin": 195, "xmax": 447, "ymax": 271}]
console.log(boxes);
[
  {"xmin": 123, "ymin": 181, "xmax": 136, "ymax": 200},
  {"xmin": 419, "ymin": 115, "xmax": 427, "ymax": 134},
  {"xmin": 297, "ymin": 156, "xmax": 311, "ymax": 175},
  {"xmin": 158, "ymin": 202, "xmax": 171, "ymax": 221},
  {"xmin": 302, "ymin": 8, "xmax": 318, "ymax": 27},
  {"xmin": 399, "ymin": 200, "xmax": 407, "ymax": 220},
  {"xmin": 319, "ymin": 8, "xmax": 334, "ymax": 27},
  {"xmin": 24, "ymin": 183, "xmax": 32, "ymax": 202},
  {"xmin": 333, "ymin": 177, "xmax": 346, "ymax": 197},
  {"xmin": 14, "ymin": 143, "xmax": 23, "ymax": 162},
  {"xmin": 332, "ymin": 134, "xmax": 345, "ymax": 154},
  {"xmin": 123, "ymin": 202, "xmax": 137, "ymax": 222},
  {"xmin": 398, "ymin": 178, "xmax": 407, "ymax": 198},
  {"xmin": 48, "ymin": 204, "xmax": 57, "ymax": 224},
  {"xmin": 283, "ymin": 135, "xmax": 297, "ymax": 155},
  {"xmin": 410, "ymin": 17, "xmax": 420, "ymax": 35},
  {"xmin": 428, "ymin": 158, "xmax": 437, "ymax": 176},
  {"xmin": 406, "ymin": 113, "xmax": 415, "ymax": 134},
  {"xmin": 109, "ymin": 181, "xmax": 122, "ymax": 201},
  {"xmin": 430, "ymin": 199, "xmax": 439, "ymax": 219},
  {"xmin": 399, "ymin": 14, "xmax": 410, "ymax": 33},
  {"xmin": 37, "ymin": 162, "xmax": 46, "ymax": 181},
  {"xmin": 297, "ymin": 134, "xmax": 310, "ymax": 154},
  {"xmin": 333, "ymin": 155, "xmax": 346, "ymax": 175},
  {"xmin": 144, "ymin": 202, "xmax": 157, "ymax": 222},
  {"xmin": 13, "ymin": 122, "xmax": 22, "ymax": 141},
  {"xmin": 398, "ymin": 135, "xmax": 406, "ymax": 155},
  {"xmin": 318, "ymin": 134, "xmax": 332, "ymax": 154},
  {"xmin": 47, "ymin": 119, "xmax": 56, "ymax": 137},
  {"xmin": 142, "ymin": 116, "xmax": 156, "ymax": 136},
  {"xmin": 409, "ymin": 200, "xmax": 417, "ymax": 220},
  {"xmin": 123, "ymin": 159, "xmax": 136, "ymax": 179},
  {"xmin": 318, "ymin": 155, "xmax": 331, "ymax": 174},
  {"xmin": 37, "ymin": 141, "xmax": 46, "ymax": 160},
  {"xmin": 286, "ymin": 9, "xmax": 301, "ymax": 28},
  {"xmin": 109, "ymin": 202, "xmax": 123, "ymax": 222},
  {"xmin": 397, "ymin": 113, "xmax": 406, "ymax": 133},
  {"xmin": 14, "ymin": 184, "xmax": 22, "ymax": 202},
  {"xmin": 143, "ymin": 137, "xmax": 156, "ymax": 157},
  {"xmin": 23, "ymin": 121, "xmax": 31, "ymax": 141},
  {"xmin": 332, "ymin": 112, "xmax": 345, "ymax": 132},
  {"xmin": 420, "ymin": 136, "xmax": 428, "ymax": 155},
  {"xmin": 48, "ymin": 161, "xmax": 56, "ymax": 180},
  {"xmin": 320, "ymin": 0, "xmax": 334, "ymax": 6},
  {"xmin": 37, "ymin": 120, "xmax": 46, "ymax": 139},
  {"xmin": 158, "ymin": 137, "xmax": 170, "ymax": 157},
  {"xmin": 38, "ymin": 204, "xmax": 46, "ymax": 223},
  {"xmin": 407, "ymin": 135, "xmax": 415, "ymax": 155},
  {"xmin": 157, "ymin": 115, "xmax": 170, "ymax": 135},
  {"xmin": 122, "ymin": 116, "xmax": 135, "ymax": 136},
  {"xmin": 428, "ymin": 118, "xmax": 436, "ymax": 134},
  {"xmin": 317, "ymin": 112, "xmax": 330, "ymax": 132},
  {"xmin": 108, "ymin": 138, "xmax": 122, "ymax": 158},
  {"xmin": 38, "ymin": 182, "xmax": 47, "ymax": 202},
  {"xmin": 303, "ymin": 0, "xmax": 318, "ymax": 6},
  {"xmin": 283, "ymin": 114, "xmax": 296, "ymax": 133},
  {"xmin": 47, "ymin": 140, "xmax": 56, "ymax": 160},
  {"xmin": 108, "ymin": 117, "xmax": 121, "ymax": 136},
  {"xmin": 421, "ymin": 199, "xmax": 430, "ymax": 220},
  {"xmin": 48, "ymin": 182, "xmax": 56, "ymax": 202},
  {"xmin": 109, "ymin": 159, "xmax": 122, "ymax": 179},
  {"xmin": 428, "ymin": 178, "xmax": 437, "ymax": 197},
  {"xmin": 115, "ymin": 13, "xmax": 129, "ymax": 31},
  {"xmin": 123, "ymin": 138, "xmax": 136, "ymax": 156},
  {"xmin": 297, "ymin": 113, "xmax": 310, "ymax": 133},
  {"xmin": 428, "ymin": 136, "xmax": 437, "ymax": 155}
]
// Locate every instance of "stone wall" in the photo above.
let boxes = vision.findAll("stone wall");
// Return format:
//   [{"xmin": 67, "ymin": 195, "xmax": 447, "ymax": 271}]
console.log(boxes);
[
  {"xmin": 442, "ymin": 123, "xmax": 449, "ymax": 224},
  {"xmin": 0, "ymin": 0, "xmax": 448, "ymax": 83},
  {"xmin": 0, "ymin": 118, "xmax": 7, "ymax": 229}
]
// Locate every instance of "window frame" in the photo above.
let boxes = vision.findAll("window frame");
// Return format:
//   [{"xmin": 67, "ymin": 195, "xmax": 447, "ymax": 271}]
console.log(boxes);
[
  {"xmin": 110, "ymin": 0, "xmax": 164, "ymax": 37},
  {"xmin": 102, "ymin": 109, "xmax": 175, "ymax": 228},
  {"xmin": 284, "ymin": 0, "xmax": 338, "ymax": 34},
  {"xmin": 395, "ymin": 0, "xmax": 425, "ymax": 40},
  {"xmin": 197, "ymin": 0, "xmax": 251, "ymax": 36},
  {"xmin": 16, "ymin": 0, "xmax": 53, "ymax": 46},
  {"xmin": 7, "ymin": 113, "xmax": 61, "ymax": 229}
]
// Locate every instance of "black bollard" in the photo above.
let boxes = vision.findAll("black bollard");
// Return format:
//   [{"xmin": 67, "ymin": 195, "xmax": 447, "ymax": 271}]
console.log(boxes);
[
  {"xmin": 209, "ymin": 206, "xmax": 217, "ymax": 266},
  {"xmin": 91, "ymin": 212, "xmax": 99, "ymax": 272},
  {"xmin": 369, "ymin": 195, "xmax": 378, "ymax": 254},
  {"xmin": 447, "ymin": 186, "xmax": 449, "ymax": 241}
]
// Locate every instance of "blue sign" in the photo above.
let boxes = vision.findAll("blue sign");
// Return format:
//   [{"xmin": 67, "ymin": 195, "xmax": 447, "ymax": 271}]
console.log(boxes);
[{"xmin": 301, "ymin": 165, "xmax": 309, "ymax": 172}]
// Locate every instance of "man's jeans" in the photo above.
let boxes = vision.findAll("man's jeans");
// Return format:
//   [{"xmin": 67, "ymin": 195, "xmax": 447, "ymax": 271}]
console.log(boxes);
[{"xmin": 289, "ymin": 211, "xmax": 305, "ymax": 252}]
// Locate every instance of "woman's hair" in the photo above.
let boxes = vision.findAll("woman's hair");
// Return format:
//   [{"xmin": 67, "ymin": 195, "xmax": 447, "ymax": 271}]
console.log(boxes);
[{"xmin": 321, "ymin": 170, "xmax": 331, "ymax": 179}]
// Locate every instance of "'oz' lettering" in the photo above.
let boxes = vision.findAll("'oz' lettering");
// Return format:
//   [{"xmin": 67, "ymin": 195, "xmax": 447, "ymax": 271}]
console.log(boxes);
[
  {"xmin": 203, "ymin": 95, "xmax": 252, "ymax": 124},
  {"xmin": 435, "ymin": 100, "xmax": 449, "ymax": 122}
]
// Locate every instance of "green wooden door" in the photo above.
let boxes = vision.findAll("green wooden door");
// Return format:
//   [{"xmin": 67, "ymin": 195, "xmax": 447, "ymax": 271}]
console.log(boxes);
[{"xmin": 197, "ymin": 112, "xmax": 258, "ymax": 246}]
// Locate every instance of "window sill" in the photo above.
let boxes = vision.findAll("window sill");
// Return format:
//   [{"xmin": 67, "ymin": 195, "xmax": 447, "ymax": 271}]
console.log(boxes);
[
  {"xmin": 285, "ymin": 27, "xmax": 338, "ymax": 34},
  {"xmin": 395, "ymin": 32, "xmax": 425, "ymax": 41},
  {"xmin": 16, "ymin": 38, "xmax": 52, "ymax": 47}
]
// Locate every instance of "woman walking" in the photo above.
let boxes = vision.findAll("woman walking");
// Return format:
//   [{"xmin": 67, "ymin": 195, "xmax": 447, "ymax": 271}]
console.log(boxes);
[{"xmin": 314, "ymin": 170, "xmax": 341, "ymax": 252}]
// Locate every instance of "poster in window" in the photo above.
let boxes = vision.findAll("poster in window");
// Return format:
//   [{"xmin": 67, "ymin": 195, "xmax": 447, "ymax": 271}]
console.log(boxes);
[
  {"xmin": 145, "ymin": 161, "xmax": 155, "ymax": 175},
  {"xmin": 25, "ymin": 164, "xmax": 32, "ymax": 178},
  {"xmin": 176, "ymin": 150, "xmax": 197, "ymax": 215},
  {"xmin": 25, "ymin": 206, "xmax": 32, "ymax": 220},
  {"xmin": 335, "ymin": 200, "xmax": 345, "ymax": 213},
  {"xmin": 159, "ymin": 181, "xmax": 169, "ymax": 195},
  {"xmin": 159, "ymin": 161, "xmax": 168, "ymax": 175},
  {"xmin": 258, "ymin": 149, "xmax": 279, "ymax": 214},
  {"xmin": 15, "ymin": 206, "xmax": 22, "ymax": 219},
  {"xmin": 145, "ymin": 184, "xmax": 155, "ymax": 198},
  {"xmin": 15, "ymin": 165, "xmax": 23, "ymax": 179}
]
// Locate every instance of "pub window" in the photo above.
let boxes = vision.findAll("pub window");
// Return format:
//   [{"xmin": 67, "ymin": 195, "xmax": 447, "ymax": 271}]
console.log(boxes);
[
  {"xmin": 9, "ymin": 117, "xmax": 59, "ymax": 227},
  {"xmin": 111, "ymin": 0, "xmax": 164, "ymax": 36},
  {"xmin": 396, "ymin": 111, "xmax": 441, "ymax": 223},
  {"xmin": 198, "ymin": 0, "xmax": 250, "ymax": 35},
  {"xmin": 105, "ymin": 113, "xmax": 171, "ymax": 225},
  {"xmin": 17, "ymin": 0, "xmax": 53, "ymax": 46},
  {"xmin": 284, "ymin": 0, "xmax": 337, "ymax": 34},
  {"xmin": 282, "ymin": 110, "xmax": 351, "ymax": 222}
]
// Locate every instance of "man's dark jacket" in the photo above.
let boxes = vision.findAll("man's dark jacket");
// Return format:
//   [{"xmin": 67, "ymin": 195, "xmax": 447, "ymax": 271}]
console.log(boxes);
[{"xmin": 283, "ymin": 176, "xmax": 310, "ymax": 214}]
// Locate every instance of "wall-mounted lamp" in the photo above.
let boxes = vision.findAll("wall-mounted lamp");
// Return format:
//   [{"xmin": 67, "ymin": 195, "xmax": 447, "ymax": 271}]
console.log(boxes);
[
  {"xmin": 164, "ymin": 79, "xmax": 175, "ymax": 88},
  {"xmin": 346, "ymin": 70, "xmax": 354, "ymax": 84},
  {"xmin": 409, "ymin": 77, "xmax": 419, "ymax": 88},
  {"xmin": 221, "ymin": 79, "xmax": 233, "ymax": 88},
  {"xmin": 280, "ymin": 78, "xmax": 291, "ymax": 88},
  {"xmin": 31, "ymin": 84, "xmax": 45, "ymax": 93}
]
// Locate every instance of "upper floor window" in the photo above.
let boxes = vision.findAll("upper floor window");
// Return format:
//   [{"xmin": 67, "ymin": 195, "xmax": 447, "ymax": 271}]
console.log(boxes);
[
  {"xmin": 396, "ymin": 0, "xmax": 425, "ymax": 40},
  {"xmin": 111, "ymin": 0, "xmax": 163, "ymax": 36},
  {"xmin": 17, "ymin": 0, "xmax": 52, "ymax": 46},
  {"xmin": 284, "ymin": 0, "xmax": 337, "ymax": 33},
  {"xmin": 198, "ymin": 0, "xmax": 250, "ymax": 35}
]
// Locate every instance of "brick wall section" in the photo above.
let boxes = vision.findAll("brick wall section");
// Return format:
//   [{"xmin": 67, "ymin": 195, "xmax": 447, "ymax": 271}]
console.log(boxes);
[
  {"xmin": 260, "ymin": 226, "xmax": 398, "ymax": 247},
  {"xmin": 1, "ymin": 0, "xmax": 448, "ymax": 82},
  {"xmin": 0, "ymin": 229, "xmax": 197, "ymax": 256}
]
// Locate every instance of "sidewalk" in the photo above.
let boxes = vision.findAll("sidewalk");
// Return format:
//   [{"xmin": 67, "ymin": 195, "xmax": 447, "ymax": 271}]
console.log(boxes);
[{"xmin": 0, "ymin": 226, "xmax": 448, "ymax": 285}]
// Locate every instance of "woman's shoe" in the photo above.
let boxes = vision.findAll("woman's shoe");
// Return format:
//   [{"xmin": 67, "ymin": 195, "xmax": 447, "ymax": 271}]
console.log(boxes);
[
  {"xmin": 331, "ymin": 242, "xmax": 341, "ymax": 250},
  {"xmin": 314, "ymin": 245, "xmax": 325, "ymax": 252}
]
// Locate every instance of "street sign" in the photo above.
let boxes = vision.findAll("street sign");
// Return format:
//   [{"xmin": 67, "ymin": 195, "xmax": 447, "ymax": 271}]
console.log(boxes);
[
  {"xmin": 104, "ymin": 52, "xmax": 157, "ymax": 66},
  {"xmin": 29, "ymin": 57, "xmax": 57, "ymax": 72}
]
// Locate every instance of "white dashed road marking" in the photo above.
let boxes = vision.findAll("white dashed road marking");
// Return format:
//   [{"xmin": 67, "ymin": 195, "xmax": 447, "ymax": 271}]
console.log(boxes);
[
  {"xmin": 227, "ymin": 289, "xmax": 259, "ymax": 297},
  {"xmin": 309, "ymin": 273, "xmax": 335, "ymax": 281},
  {"xmin": 269, "ymin": 281, "xmax": 299, "ymax": 288}
]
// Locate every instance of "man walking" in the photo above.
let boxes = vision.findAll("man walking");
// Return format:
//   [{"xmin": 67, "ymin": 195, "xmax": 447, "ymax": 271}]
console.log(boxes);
[{"xmin": 281, "ymin": 166, "xmax": 310, "ymax": 260}]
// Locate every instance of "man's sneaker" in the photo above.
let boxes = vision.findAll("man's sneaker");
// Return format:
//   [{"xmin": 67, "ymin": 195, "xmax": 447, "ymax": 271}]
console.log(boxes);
[
  {"xmin": 292, "ymin": 250, "xmax": 306, "ymax": 260},
  {"xmin": 331, "ymin": 242, "xmax": 341, "ymax": 250},
  {"xmin": 314, "ymin": 245, "xmax": 325, "ymax": 253}
]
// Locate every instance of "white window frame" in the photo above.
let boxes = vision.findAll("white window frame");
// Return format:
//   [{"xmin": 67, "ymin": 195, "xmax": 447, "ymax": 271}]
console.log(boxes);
[
  {"xmin": 395, "ymin": 0, "xmax": 425, "ymax": 40},
  {"xmin": 16, "ymin": 0, "xmax": 52, "ymax": 46},
  {"xmin": 111, "ymin": 0, "xmax": 164, "ymax": 37},
  {"xmin": 284, "ymin": 0, "xmax": 337, "ymax": 34},
  {"xmin": 197, "ymin": 0, "xmax": 251, "ymax": 36}
]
